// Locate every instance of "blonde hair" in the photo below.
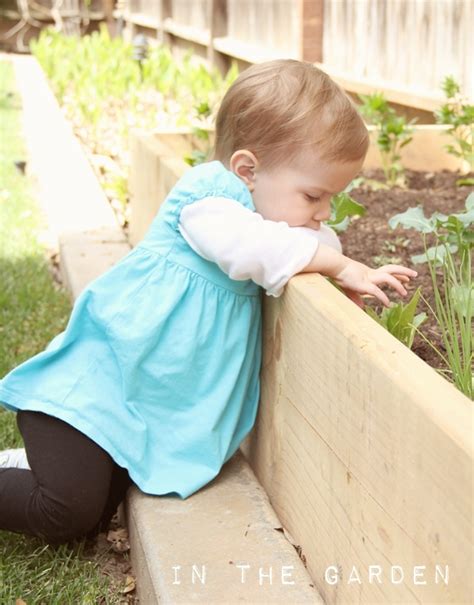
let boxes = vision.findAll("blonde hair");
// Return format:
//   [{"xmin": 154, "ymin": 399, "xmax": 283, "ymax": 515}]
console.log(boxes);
[{"xmin": 211, "ymin": 59, "xmax": 369, "ymax": 171}]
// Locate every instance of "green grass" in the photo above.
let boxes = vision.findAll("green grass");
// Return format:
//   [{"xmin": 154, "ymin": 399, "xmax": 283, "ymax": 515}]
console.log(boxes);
[
  {"xmin": 0, "ymin": 59, "xmax": 126, "ymax": 604},
  {"xmin": 0, "ymin": 539, "xmax": 114, "ymax": 604}
]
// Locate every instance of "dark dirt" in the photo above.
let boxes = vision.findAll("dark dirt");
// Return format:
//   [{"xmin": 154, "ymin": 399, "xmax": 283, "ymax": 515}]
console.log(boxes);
[{"xmin": 338, "ymin": 167, "xmax": 473, "ymax": 380}]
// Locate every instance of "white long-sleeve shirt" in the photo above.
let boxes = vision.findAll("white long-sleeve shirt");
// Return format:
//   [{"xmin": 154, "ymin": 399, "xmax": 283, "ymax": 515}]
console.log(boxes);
[{"xmin": 178, "ymin": 196, "xmax": 342, "ymax": 297}]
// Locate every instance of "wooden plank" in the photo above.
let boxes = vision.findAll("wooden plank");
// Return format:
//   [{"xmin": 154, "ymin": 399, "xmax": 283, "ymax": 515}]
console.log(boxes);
[
  {"xmin": 102, "ymin": 0, "xmax": 115, "ymax": 35},
  {"xmin": 160, "ymin": 0, "xmax": 172, "ymax": 45},
  {"xmin": 364, "ymin": 124, "xmax": 467, "ymax": 173},
  {"xmin": 171, "ymin": 0, "xmax": 208, "ymax": 31},
  {"xmin": 162, "ymin": 17, "xmax": 210, "ymax": 46},
  {"xmin": 208, "ymin": 0, "xmax": 227, "ymax": 67},
  {"xmin": 322, "ymin": 0, "xmax": 472, "ymax": 100},
  {"xmin": 0, "ymin": 9, "xmax": 105, "ymax": 20},
  {"xmin": 227, "ymin": 0, "xmax": 299, "ymax": 58},
  {"xmin": 299, "ymin": 0, "xmax": 323, "ymax": 62},
  {"xmin": 129, "ymin": 131, "xmax": 191, "ymax": 246},
  {"xmin": 123, "ymin": 11, "xmax": 159, "ymax": 30},
  {"xmin": 241, "ymin": 274, "xmax": 472, "ymax": 604},
  {"xmin": 318, "ymin": 62, "xmax": 446, "ymax": 113},
  {"xmin": 213, "ymin": 35, "xmax": 295, "ymax": 63}
]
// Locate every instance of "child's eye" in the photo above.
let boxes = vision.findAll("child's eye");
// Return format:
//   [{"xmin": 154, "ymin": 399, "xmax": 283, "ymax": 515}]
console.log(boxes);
[{"xmin": 305, "ymin": 194, "xmax": 321, "ymax": 203}]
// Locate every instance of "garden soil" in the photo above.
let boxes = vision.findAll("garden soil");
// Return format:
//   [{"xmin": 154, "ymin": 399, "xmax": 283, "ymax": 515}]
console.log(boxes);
[{"xmin": 338, "ymin": 168, "xmax": 473, "ymax": 382}]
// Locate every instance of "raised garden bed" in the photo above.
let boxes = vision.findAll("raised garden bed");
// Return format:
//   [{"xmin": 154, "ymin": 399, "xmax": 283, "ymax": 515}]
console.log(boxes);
[
  {"xmin": 129, "ymin": 129, "xmax": 473, "ymax": 395},
  {"xmin": 340, "ymin": 168, "xmax": 473, "ymax": 376}
]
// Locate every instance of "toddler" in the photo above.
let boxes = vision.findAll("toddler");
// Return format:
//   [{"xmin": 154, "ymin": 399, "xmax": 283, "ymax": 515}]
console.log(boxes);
[{"xmin": 0, "ymin": 59, "xmax": 417, "ymax": 545}]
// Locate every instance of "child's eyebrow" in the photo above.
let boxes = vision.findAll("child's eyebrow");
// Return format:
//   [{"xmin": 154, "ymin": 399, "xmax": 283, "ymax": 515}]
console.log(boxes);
[
  {"xmin": 306, "ymin": 174, "xmax": 362, "ymax": 195},
  {"xmin": 306, "ymin": 186, "xmax": 333, "ymax": 195}
]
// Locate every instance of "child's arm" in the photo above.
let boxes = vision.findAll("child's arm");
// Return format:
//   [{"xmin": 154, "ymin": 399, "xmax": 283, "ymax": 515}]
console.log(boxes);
[
  {"xmin": 178, "ymin": 196, "xmax": 416, "ymax": 306},
  {"xmin": 288, "ymin": 223, "xmax": 343, "ymax": 254},
  {"xmin": 299, "ymin": 242, "xmax": 417, "ymax": 308},
  {"xmin": 178, "ymin": 196, "xmax": 323, "ymax": 297}
]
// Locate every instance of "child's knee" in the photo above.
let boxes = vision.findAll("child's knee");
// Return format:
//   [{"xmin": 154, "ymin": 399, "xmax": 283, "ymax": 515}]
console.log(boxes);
[{"xmin": 27, "ymin": 488, "xmax": 105, "ymax": 544}]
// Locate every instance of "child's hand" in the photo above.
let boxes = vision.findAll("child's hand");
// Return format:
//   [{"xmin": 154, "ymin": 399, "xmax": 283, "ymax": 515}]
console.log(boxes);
[{"xmin": 333, "ymin": 260, "xmax": 418, "ymax": 308}]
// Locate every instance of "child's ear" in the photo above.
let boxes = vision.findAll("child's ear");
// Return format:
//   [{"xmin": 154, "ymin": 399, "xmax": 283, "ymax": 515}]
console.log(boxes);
[{"xmin": 229, "ymin": 150, "xmax": 259, "ymax": 191}]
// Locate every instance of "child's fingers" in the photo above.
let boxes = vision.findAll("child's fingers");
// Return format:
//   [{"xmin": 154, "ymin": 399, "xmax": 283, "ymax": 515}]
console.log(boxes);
[
  {"xmin": 374, "ymin": 272, "xmax": 408, "ymax": 297},
  {"xmin": 394, "ymin": 274, "xmax": 410, "ymax": 283},
  {"xmin": 379, "ymin": 265, "xmax": 418, "ymax": 278},
  {"xmin": 341, "ymin": 287, "xmax": 366, "ymax": 308},
  {"xmin": 367, "ymin": 283, "xmax": 391, "ymax": 307}
]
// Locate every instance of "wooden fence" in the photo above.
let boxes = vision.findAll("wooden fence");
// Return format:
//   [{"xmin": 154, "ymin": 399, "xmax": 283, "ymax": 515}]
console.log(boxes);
[
  {"xmin": 323, "ymin": 0, "xmax": 473, "ymax": 102},
  {"xmin": 121, "ymin": 0, "xmax": 319, "ymax": 65},
  {"xmin": 119, "ymin": 0, "xmax": 472, "ymax": 110},
  {"xmin": 0, "ymin": 0, "xmax": 109, "ymax": 50}
]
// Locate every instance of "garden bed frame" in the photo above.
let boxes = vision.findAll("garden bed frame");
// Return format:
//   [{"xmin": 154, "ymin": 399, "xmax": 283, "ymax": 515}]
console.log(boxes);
[{"xmin": 130, "ymin": 130, "xmax": 473, "ymax": 604}]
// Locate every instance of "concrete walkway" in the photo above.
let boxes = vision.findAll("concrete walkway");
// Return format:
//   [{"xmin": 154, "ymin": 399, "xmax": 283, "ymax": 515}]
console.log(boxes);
[{"xmin": 6, "ymin": 51, "xmax": 325, "ymax": 604}]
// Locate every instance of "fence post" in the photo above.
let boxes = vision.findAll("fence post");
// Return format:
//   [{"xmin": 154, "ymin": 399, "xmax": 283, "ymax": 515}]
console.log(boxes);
[
  {"xmin": 159, "ymin": 0, "xmax": 173, "ymax": 46},
  {"xmin": 208, "ymin": 0, "xmax": 228, "ymax": 73},
  {"xmin": 299, "ymin": 0, "xmax": 323, "ymax": 62}
]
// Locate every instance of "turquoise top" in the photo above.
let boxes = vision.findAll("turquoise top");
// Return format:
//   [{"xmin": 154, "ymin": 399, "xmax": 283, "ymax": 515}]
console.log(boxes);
[{"xmin": 0, "ymin": 160, "xmax": 263, "ymax": 498}]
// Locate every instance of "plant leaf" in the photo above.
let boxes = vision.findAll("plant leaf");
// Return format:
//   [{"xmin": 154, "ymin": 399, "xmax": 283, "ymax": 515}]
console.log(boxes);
[
  {"xmin": 388, "ymin": 207, "xmax": 435, "ymax": 233},
  {"xmin": 411, "ymin": 243, "xmax": 458, "ymax": 265},
  {"xmin": 450, "ymin": 285, "xmax": 474, "ymax": 319}
]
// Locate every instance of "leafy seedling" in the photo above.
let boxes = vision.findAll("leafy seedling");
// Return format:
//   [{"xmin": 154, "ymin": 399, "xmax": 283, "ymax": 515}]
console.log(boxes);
[
  {"xmin": 365, "ymin": 286, "xmax": 427, "ymax": 349},
  {"xmin": 388, "ymin": 192, "xmax": 473, "ymax": 398},
  {"xmin": 434, "ymin": 75, "xmax": 474, "ymax": 176},
  {"xmin": 358, "ymin": 91, "xmax": 416, "ymax": 188},
  {"xmin": 326, "ymin": 180, "xmax": 367, "ymax": 233}
]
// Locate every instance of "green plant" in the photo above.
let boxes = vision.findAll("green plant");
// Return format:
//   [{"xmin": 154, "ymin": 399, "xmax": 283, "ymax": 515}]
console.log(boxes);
[
  {"xmin": 182, "ymin": 61, "xmax": 239, "ymax": 167},
  {"xmin": 389, "ymin": 193, "xmax": 474, "ymax": 268},
  {"xmin": 372, "ymin": 254, "xmax": 403, "ymax": 266},
  {"xmin": 29, "ymin": 26, "xmax": 240, "ymax": 216},
  {"xmin": 388, "ymin": 193, "xmax": 473, "ymax": 398},
  {"xmin": 184, "ymin": 101, "xmax": 213, "ymax": 166},
  {"xmin": 420, "ymin": 241, "xmax": 472, "ymax": 398},
  {"xmin": 357, "ymin": 92, "xmax": 417, "ymax": 187},
  {"xmin": 325, "ymin": 179, "xmax": 366, "ymax": 233},
  {"xmin": 365, "ymin": 286, "xmax": 427, "ymax": 349},
  {"xmin": 30, "ymin": 26, "xmax": 239, "ymax": 143},
  {"xmin": 381, "ymin": 236, "xmax": 411, "ymax": 253},
  {"xmin": 371, "ymin": 236, "xmax": 411, "ymax": 267},
  {"xmin": 434, "ymin": 75, "xmax": 474, "ymax": 177},
  {"xmin": 103, "ymin": 173, "xmax": 129, "ymax": 224}
]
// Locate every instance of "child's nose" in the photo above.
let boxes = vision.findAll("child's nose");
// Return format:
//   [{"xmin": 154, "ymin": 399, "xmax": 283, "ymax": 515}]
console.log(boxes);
[{"xmin": 313, "ymin": 204, "xmax": 331, "ymax": 222}]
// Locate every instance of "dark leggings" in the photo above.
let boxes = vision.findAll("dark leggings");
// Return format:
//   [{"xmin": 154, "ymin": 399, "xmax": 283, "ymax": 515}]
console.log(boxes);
[{"xmin": 0, "ymin": 410, "xmax": 133, "ymax": 545}]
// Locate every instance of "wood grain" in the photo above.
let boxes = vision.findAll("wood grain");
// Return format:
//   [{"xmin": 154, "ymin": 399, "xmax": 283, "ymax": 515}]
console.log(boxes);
[{"xmin": 242, "ymin": 273, "xmax": 472, "ymax": 604}]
